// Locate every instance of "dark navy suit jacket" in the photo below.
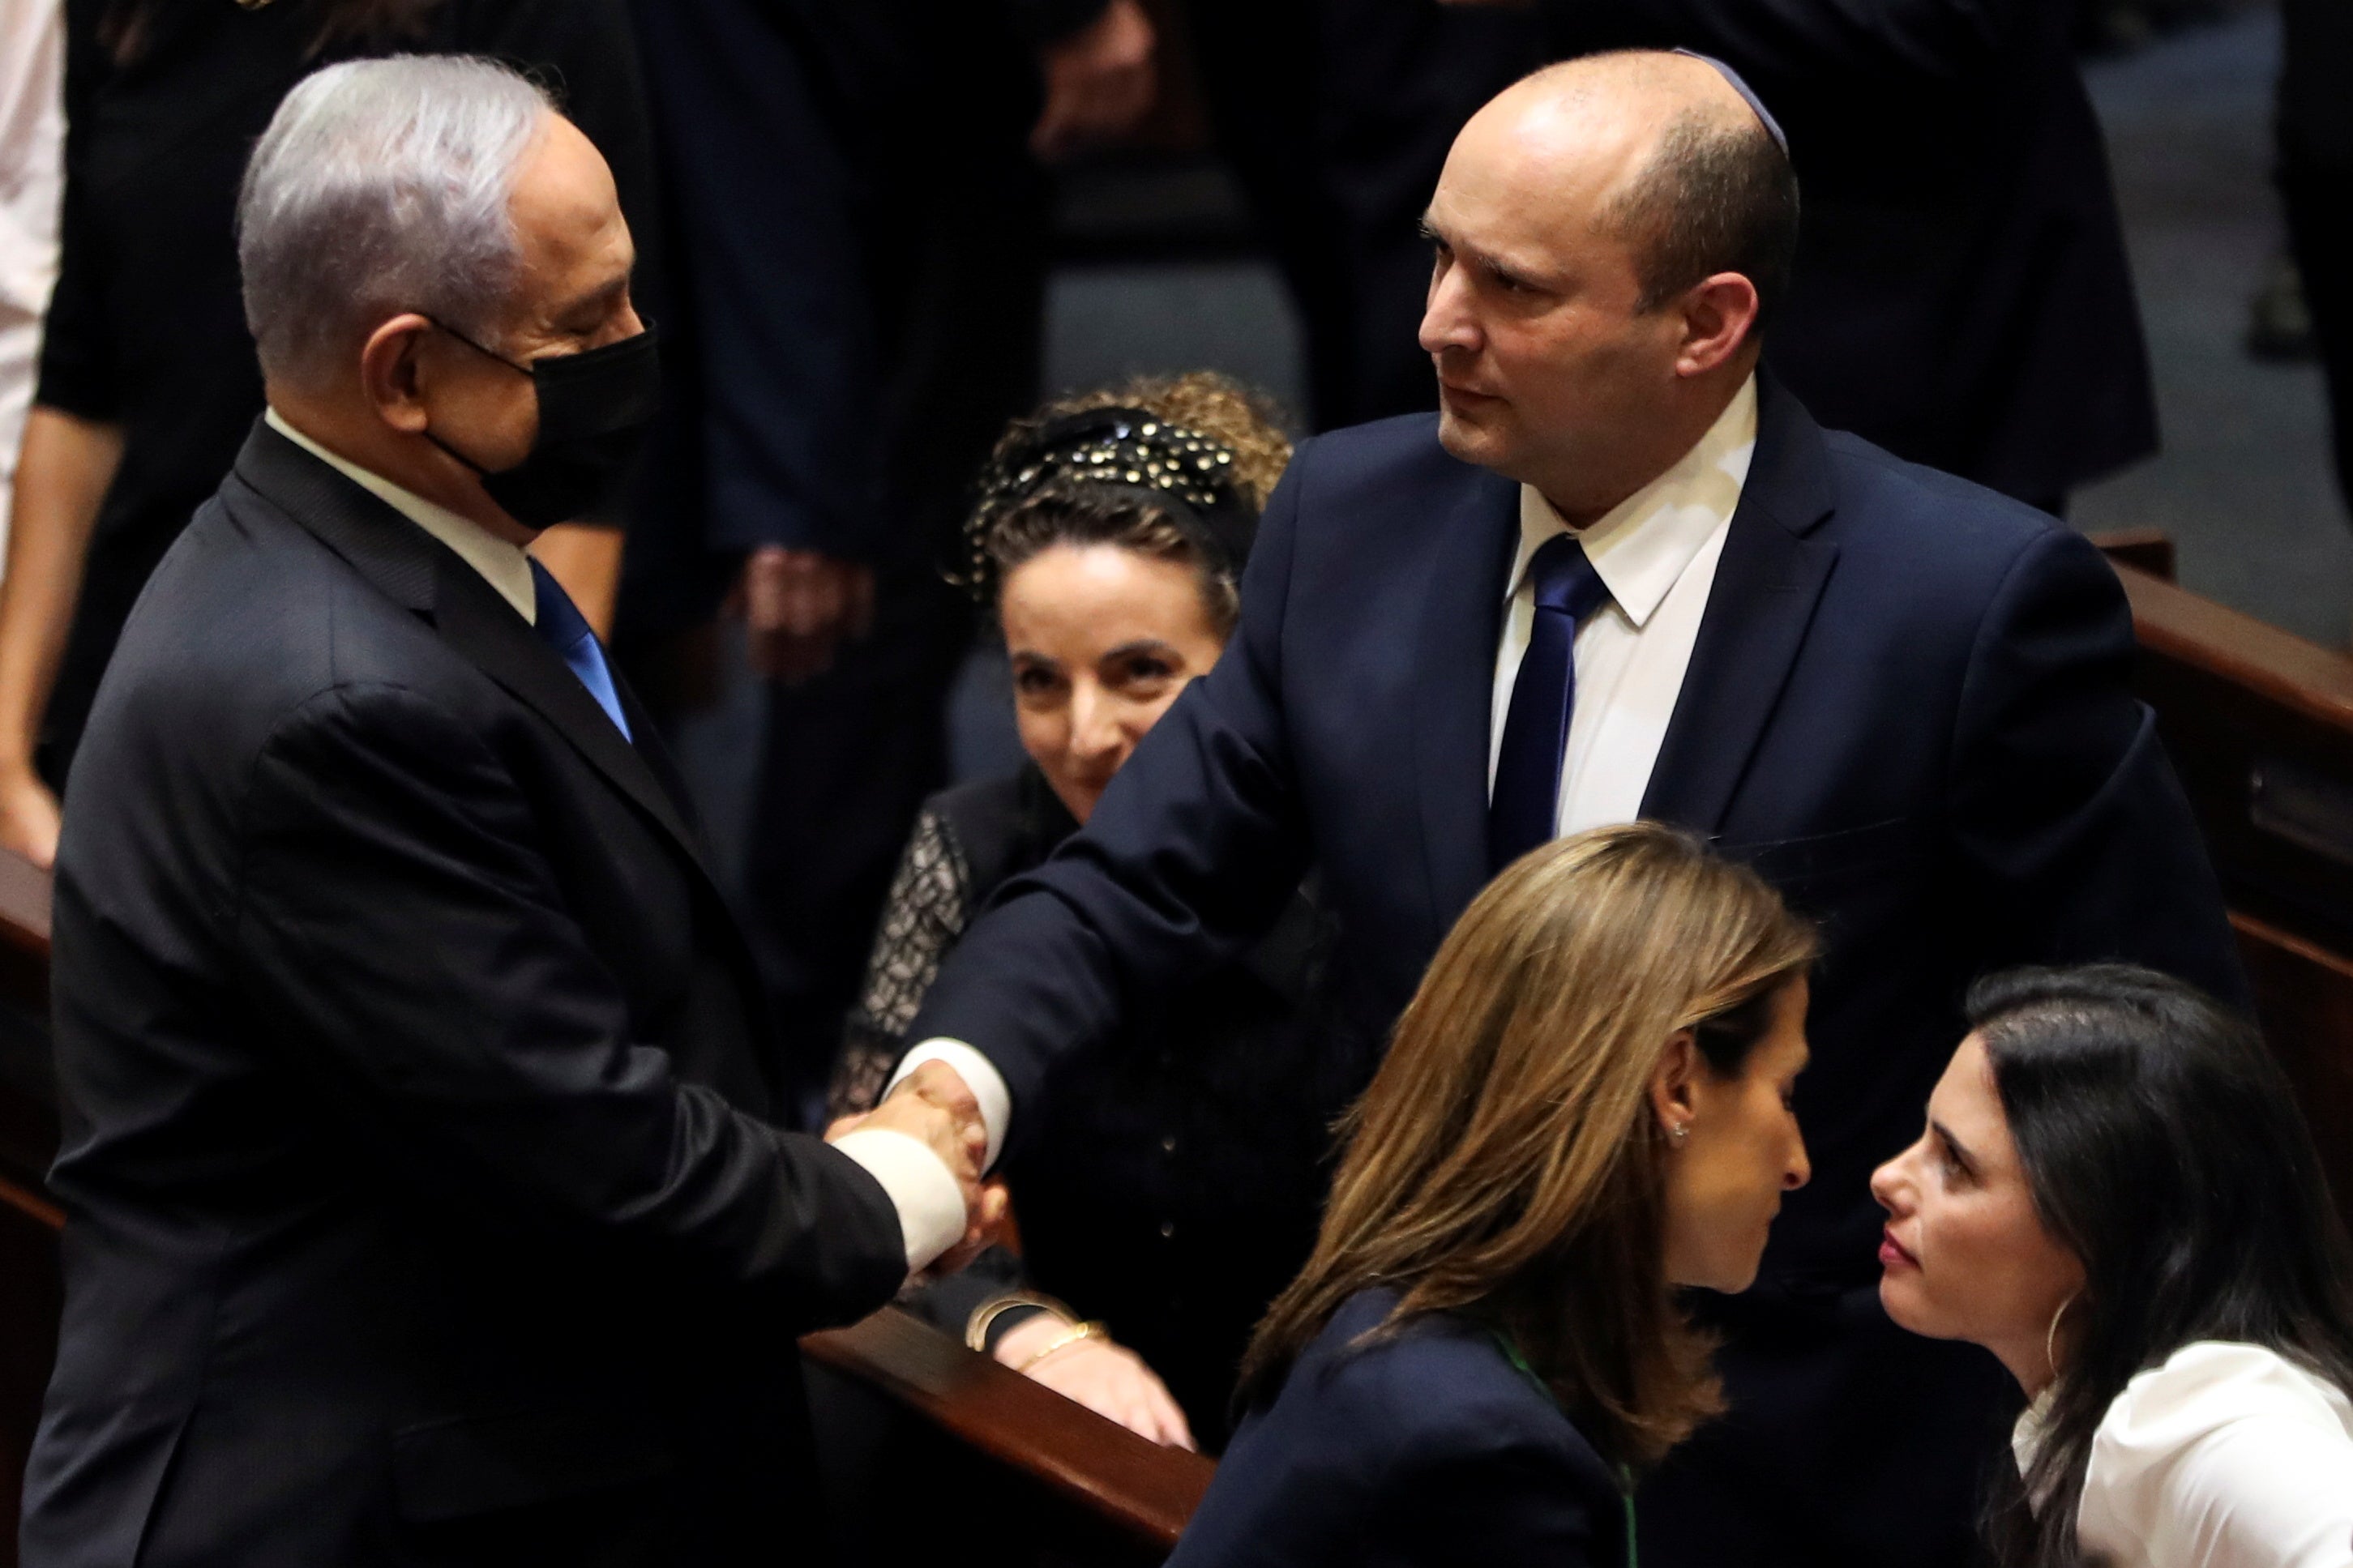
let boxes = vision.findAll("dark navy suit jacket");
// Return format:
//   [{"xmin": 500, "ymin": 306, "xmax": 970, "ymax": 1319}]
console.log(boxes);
[
  {"xmin": 911, "ymin": 378, "xmax": 2241, "ymax": 1565},
  {"xmin": 1167, "ymin": 1289, "xmax": 1628, "ymax": 1568}
]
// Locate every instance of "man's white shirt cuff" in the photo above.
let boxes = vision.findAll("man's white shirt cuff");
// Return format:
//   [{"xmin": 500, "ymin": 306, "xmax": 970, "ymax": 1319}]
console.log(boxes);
[
  {"xmin": 830, "ymin": 1127, "xmax": 965, "ymax": 1272},
  {"xmin": 891, "ymin": 1039, "xmax": 1010, "ymax": 1170}
]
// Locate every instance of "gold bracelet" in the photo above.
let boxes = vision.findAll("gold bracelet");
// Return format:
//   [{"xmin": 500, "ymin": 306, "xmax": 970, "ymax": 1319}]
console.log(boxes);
[
  {"xmin": 1012, "ymin": 1318, "xmax": 1108, "ymax": 1373},
  {"xmin": 965, "ymin": 1291, "xmax": 1076, "ymax": 1352}
]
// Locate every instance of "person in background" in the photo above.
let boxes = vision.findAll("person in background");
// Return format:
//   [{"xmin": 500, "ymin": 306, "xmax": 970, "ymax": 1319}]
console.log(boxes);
[
  {"xmin": 621, "ymin": 0, "xmax": 1159, "ymax": 1122},
  {"xmin": 0, "ymin": 0, "xmax": 654, "ymax": 870},
  {"xmin": 1470, "ymin": 0, "xmax": 2158, "ymax": 514},
  {"xmin": 1169, "ymin": 823, "xmax": 1816, "ymax": 1567},
  {"xmin": 2278, "ymin": 0, "xmax": 2353, "ymax": 521},
  {"xmin": 0, "ymin": 0, "xmax": 62, "ymax": 553},
  {"xmin": 833, "ymin": 372, "xmax": 1328, "ymax": 1452},
  {"xmin": 1874, "ymin": 965, "xmax": 2353, "ymax": 1568}
]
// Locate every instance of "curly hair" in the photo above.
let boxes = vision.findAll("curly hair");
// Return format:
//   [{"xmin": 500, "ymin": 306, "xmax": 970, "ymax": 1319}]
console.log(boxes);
[{"xmin": 968, "ymin": 372, "xmax": 1294, "ymax": 637}]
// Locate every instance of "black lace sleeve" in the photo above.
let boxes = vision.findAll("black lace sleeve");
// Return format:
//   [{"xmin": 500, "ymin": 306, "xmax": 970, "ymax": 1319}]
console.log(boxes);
[{"xmin": 828, "ymin": 808, "xmax": 973, "ymax": 1118}]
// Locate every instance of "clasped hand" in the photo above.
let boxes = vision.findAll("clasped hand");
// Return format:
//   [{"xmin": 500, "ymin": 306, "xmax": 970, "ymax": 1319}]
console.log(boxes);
[{"xmin": 826, "ymin": 1061, "xmax": 1007, "ymax": 1270}]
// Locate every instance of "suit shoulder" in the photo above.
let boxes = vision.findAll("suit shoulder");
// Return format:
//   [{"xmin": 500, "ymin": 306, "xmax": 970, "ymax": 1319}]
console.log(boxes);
[
  {"xmin": 1289, "ymin": 414, "xmax": 1486, "ymax": 503},
  {"xmin": 1816, "ymin": 429, "xmax": 2069, "ymax": 562}
]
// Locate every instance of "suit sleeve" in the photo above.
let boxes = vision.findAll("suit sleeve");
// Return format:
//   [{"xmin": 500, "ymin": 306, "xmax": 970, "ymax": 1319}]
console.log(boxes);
[
  {"xmin": 230, "ymin": 680, "xmax": 906, "ymax": 1331},
  {"xmin": 905, "ymin": 437, "xmax": 1320, "ymax": 1152},
  {"xmin": 1945, "ymin": 528, "xmax": 2246, "ymax": 1005}
]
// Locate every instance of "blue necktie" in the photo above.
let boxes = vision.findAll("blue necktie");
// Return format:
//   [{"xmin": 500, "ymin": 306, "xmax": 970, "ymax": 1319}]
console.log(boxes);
[
  {"xmin": 530, "ymin": 558, "xmax": 632, "ymax": 742},
  {"xmin": 1489, "ymin": 533, "xmax": 1610, "ymax": 872}
]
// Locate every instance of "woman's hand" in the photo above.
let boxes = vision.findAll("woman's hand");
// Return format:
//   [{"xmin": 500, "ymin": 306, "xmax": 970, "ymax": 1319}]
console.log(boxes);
[
  {"xmin": 0, "ymin": 765, "xmax": 58, "ymax": 869},
  {"xmin": 993, "ymin": 1314, "xmax": 1196, "ymax": 1451}
]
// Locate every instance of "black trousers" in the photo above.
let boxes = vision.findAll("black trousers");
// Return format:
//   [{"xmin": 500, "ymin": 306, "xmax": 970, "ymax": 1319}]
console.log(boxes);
[{"xmin": 2281, "ymin": 143, "xmax": 2353, "ymax": 518}]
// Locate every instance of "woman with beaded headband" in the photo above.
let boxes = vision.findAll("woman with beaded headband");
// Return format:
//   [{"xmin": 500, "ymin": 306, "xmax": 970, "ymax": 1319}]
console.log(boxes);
[{"xmin": 828, "ymin": 372, "xmax": 1335, "ymax": 1451}]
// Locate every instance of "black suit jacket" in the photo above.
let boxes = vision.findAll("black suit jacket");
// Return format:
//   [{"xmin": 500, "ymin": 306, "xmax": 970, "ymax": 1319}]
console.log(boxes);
[
  {"xmin": 1167, "ymin": 1289, "xmax": 1628, "ymax": 1567},
  {"xmin": 23, "ymin": 425, "xmax": 906, "ymax": 1568},
  {"xmin": 1541, "ymin": 0, "xmax": 2156, "ymax": 503},
  {"xmin": 911, "ymin": 378, "xmax": 2242, "ymax": 1565}
]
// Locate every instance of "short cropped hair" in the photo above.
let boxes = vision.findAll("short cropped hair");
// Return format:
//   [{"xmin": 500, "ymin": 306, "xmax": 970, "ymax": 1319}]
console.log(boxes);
[
  {"xmin": 237, "ymin": 54, "xmax": 553, "ymax": 388},
  {"xmin": 1610, "ymin": 108, "xmax": 1800, "ymax": 330}
]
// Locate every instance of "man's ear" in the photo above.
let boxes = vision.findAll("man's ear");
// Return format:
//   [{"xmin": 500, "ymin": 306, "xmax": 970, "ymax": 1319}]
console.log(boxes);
[
  {"xmin": 1674, "ymin": 271, "xmax": 1762, "ymax": 378},
  {"xmin": 359, "ymin": 313, "xmax": 438, "ymax": 434},
  {"xmin": 1649, "ymin": 1028, "xmax": 1701, "ymax": 1135}
]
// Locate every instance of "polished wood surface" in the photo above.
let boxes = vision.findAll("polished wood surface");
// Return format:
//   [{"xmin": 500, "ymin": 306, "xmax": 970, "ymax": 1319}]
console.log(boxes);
[
  {"xmin": 806, "ymin": 1307, "xmax": 1214, "ymax": 1549},
  {"xmin": 2113, "ymin": 562, "xmax": 2353, "ymax": 955}
]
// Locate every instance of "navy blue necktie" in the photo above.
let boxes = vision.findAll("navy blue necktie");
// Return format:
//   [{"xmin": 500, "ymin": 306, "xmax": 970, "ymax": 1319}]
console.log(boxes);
[
  {"xmin": 1488, "ymin": 532, "xmax": 1610, "ymax": 872},
  {"xmin": 530, "ymin": 558, "xmax": 632, "ymax": 742}
]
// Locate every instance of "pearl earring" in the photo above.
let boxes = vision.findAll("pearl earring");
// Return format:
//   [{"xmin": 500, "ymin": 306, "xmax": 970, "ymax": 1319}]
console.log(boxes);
[{"xmin": 1670, "ymin": 1122, "xmax": 1690, "ymax": 1142}]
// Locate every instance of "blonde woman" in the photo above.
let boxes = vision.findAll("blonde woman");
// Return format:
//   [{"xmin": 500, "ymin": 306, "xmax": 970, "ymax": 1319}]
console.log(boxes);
[{"xmin": 1169, "ymin": 822, "xmax": 1816, "ymax": 1567}]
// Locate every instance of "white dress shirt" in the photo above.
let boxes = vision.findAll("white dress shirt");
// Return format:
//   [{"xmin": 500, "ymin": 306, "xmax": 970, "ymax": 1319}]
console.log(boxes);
[
  {"xmin": 2015, "ymin": 1342, "xmax": 2353, "ymax": 1567},
  {"xmin": 267, "ymin": 407, "xmax": 965, "ymax": 1271},
  {"xmin": 892, "ymin": 379, "xmax": 1761, "ymax": 1254},
  {"xmin": 1490, "ymin": 374, "xmax": 1755, "ymax": 833}
]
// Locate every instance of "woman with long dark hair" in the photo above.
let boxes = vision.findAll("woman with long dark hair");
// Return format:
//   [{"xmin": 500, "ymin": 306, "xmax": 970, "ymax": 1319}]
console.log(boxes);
[
  {"xmin": 1873, "ymin": 965, "xmax": 2353, "ymax": 1566},
  {"xmin": 1167, "ymin": 822, "xmax": 1818, "ymax": 1566},
  {"xmin": 0, "ymin": 0, "xmax": 649, "ymax": 863}
]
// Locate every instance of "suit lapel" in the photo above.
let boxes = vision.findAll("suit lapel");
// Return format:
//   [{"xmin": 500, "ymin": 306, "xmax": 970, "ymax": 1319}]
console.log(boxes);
[
  {"xmin": 429, "ymin": 554, "xmax": 701, "ymax": 857},
  {"xmin": 1411, "ymin": 467, "xmax": 1521, "ymax": 936},
  {"xmin": 234, "ymin": 421, "xmax": 704, "ymax": 863},
  {"xmin": 1639, "ymin": 376, "xmax": 1841, "ymax": 834}
]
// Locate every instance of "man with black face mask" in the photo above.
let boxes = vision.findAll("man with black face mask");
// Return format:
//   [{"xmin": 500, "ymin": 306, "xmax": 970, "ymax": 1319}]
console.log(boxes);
[{"xmin": 24, "ymin": 56, "xmax": 998, "ymax": 1568}]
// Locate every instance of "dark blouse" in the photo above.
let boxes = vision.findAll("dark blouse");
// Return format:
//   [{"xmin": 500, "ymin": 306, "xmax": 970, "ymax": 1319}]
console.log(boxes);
[
  {"xmin": 1166, "ymin": 1288, "xmax": 1629, "ymax": 1568},
  {"xmin": 36, "ymin": 0, "xmax": 654, "ymax": 781},
  {"xmin": 836, "ymin": 764, "xmax": 1348, "ymax": 1450}
]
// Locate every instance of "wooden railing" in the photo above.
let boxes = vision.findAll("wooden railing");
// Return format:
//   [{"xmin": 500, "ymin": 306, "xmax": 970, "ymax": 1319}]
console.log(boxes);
[{"xmin": 2096, "ymin": 545, "xmax": 2353, "ymax": 1213}]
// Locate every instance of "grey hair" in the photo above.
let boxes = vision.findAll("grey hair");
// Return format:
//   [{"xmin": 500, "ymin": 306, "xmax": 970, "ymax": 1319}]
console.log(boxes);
[{"xmin": 237, "ymin": 54, "xmax": 553, "ymax": 388}]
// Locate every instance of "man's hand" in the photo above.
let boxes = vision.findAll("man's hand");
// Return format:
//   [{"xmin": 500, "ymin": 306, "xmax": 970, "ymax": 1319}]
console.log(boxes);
[
  {"xmin": 995, "ymin": 1316, "xmax": 1197, "ymax": 1450},
  {"xmin": 827, "ymin": 1062, "xmax": 998, "ymax": 1256},
  {"xmin": 734, "ymin": 546, "xmax": 875, "ymax": 684},
  {"xmin": 1030, "ymin": 0, "xmax": 1157, "ymax": 162},
  {"xmin": 0, "ymin": 764, "xmax": 61, "ymax": 869}
]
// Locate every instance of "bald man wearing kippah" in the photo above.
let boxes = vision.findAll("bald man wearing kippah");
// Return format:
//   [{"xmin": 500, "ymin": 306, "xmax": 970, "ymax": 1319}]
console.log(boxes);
[{"xmin": 897, "ymin": 53, "xmax": 2240, "ymax": 1568}]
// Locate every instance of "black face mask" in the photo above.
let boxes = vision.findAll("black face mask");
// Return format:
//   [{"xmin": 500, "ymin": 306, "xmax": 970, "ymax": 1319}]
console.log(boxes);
[{"xmin": 423, "ymin": 320, "xmax": 661, "ymax": 531}]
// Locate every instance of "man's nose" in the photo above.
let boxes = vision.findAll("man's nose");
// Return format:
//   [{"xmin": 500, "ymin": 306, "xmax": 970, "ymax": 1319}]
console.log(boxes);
[{"xmin": 1418, "ymin": 263, "xmax": 1479, "ymax": 357}]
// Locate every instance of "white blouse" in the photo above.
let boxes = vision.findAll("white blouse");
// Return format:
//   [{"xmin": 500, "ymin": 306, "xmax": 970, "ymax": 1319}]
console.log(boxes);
[{"xmin": 2013, "ymin": 1342, "xmax": 2353, "ymax": 1567}]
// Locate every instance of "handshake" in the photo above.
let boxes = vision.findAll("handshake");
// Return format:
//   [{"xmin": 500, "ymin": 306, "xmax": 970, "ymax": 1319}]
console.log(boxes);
[{"xmin": 827, "ymin": 1060, "xmax": 1010, "ymax": 1271}]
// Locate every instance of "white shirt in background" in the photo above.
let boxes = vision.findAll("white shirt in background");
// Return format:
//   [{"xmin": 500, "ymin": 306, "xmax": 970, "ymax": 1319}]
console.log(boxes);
[
  {"xmin": 0, "ymin": 0, "xmax": 65, "ymax": 560},
  {"xmin": 2015, "ymin": 1341, "xmax": 2353, "ymax": 1567}
]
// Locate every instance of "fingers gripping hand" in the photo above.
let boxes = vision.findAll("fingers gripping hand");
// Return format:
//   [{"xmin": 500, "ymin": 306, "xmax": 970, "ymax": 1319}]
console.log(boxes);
[
  {"xmin": 832, "ymin": 1063, "xmax": 995, "ymax": 1250},
  {"xmin": 994, "ymin": 1318, "xmax": 1197, "ymax": 1451}
]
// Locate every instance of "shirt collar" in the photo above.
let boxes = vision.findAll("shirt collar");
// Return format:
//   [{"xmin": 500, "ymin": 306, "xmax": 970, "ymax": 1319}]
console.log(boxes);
[
  {"xmin": 264, "ymin": 407, "xmax": 537, "ymax": 626},
  {"xmin": 1506, "ymin": 374, "xmax": 1759, "ymax": 630}
]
